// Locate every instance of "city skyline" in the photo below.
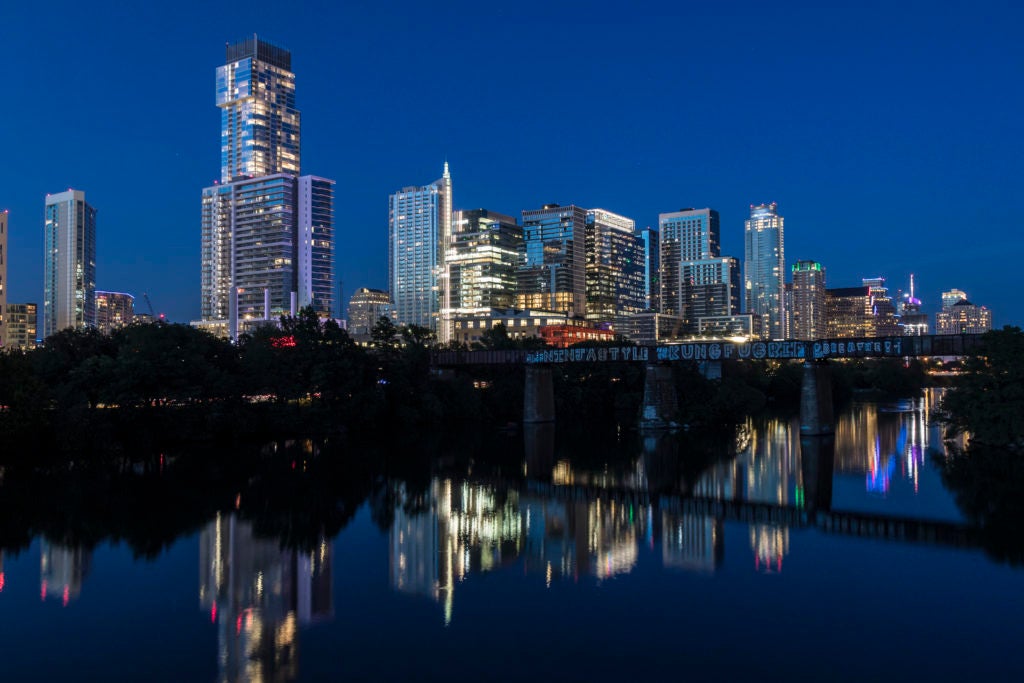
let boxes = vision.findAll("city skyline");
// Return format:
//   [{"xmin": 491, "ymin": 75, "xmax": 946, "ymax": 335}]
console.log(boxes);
[{"xmin": 1, "ymin": 1, "xmax": 1021, "ymax": 326}]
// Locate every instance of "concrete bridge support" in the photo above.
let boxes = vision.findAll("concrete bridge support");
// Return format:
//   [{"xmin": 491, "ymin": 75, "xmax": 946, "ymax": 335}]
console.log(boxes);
[
  {"xmin": 523, "ymin": 366, "xmax": 555, "ymax": 424},
  {"xmin": 639, "ymin": 363, "xmax": 680, "ymax": 430},
  {"xmin": 799, "ymin": 360, "xmax": 834, "ymax": 436},
  {"xmin": 523, "ymin": 423, "xmax": 556, "ymax": 477}
]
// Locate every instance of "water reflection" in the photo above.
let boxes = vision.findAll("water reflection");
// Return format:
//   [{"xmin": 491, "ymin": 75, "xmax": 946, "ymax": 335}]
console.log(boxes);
[
  {"xmin": 40, "ymin": 541, "xmax": 92, "ymax": 606},
  {"xmin": 199, "ymin": 513, "xmax": 333, "ymax": 683}
]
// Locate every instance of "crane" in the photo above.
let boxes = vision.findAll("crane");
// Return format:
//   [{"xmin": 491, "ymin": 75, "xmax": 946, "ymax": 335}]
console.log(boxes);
[{"xmin": 142, "ymin": 292, "xmax": 164, "ymax": 322}]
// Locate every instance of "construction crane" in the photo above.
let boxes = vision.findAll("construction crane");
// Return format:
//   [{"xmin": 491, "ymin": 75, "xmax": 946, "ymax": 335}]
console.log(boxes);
[{"xmin": 142, "ymin": 292, "xmax": 164, "ymax": 322}]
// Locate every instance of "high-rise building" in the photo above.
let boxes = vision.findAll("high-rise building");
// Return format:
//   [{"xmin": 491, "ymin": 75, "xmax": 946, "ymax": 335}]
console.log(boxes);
[
  {"xmin": 744, "ymin": 203, "xmax": 785, "ymax": 339},
  {"xmin": 658, "ymin": 208, "xmax": 720, "ymax": 317},
  {"xmin": 898, "ymin": 275, "xmax": 928, "ymax": 335},
  {"xmin": 388, "ymin": 163, "xmax": 452, "ymax": 333},
  {"xmin": 347, "ymin": 287, "xmax": 393, "ymax": 342},
  {"xmin": 936, "ymin": 297, "xmax": 992, "ymax": 334},
  {"xmin": 518, "ymin": 204, "xmax": 587, "ymax": 317},
  {"xmin": 218, "ymin": 35, "xmax": 300, "ymax": 182},
  {"xmin": 44, "ymin": 190, "xmax": 97, "ymax": 338},
  {"xmin": 941, "ymin": 289, "xmax": 968, "ymax": 310},
  {"xmin": 202, "ymin": 174, "xmax": 335, "ymax": 337},
  {"xmin": 199, "ymin": 38, "xmax": 335, "ymax": 339},
  {"xmin": 826, "ymin": 286, "xmax": 871, "ymax": 338},
  {"xmin": 585, "ymin": 209, "xmax": 645, "ymax": 328},
  {"xmin": 681, "ymin": 256, "xmax": 741, "ymax": 329},
  {"xmin": 95, "ymin": 291, "xmax": 135, "ymax": 334},
  {"xmin": 447, "ymin": 209, "xmax": 522, "ymax": 315},
  {"xmin": 790, "ymin": 260, "xmax": 826, "ymax": 340},
  {"xmin": 862, "ymin": 277, "xmax": 901, "ymax": 336},
  {"xmin": 3, "ymin": 303, "xmax": 37, "ymax": 350},
  {"xmin": 639, "ymin": 226, "xmax": 659, "ymax": 312},
  {"xmin": 0, "ymin": 210, "xmax": 6, "ymax": 348}
]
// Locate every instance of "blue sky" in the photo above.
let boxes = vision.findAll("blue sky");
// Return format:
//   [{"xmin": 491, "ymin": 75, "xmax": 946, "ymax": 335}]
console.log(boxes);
[{"xmin": 1, "ymin": 0, "xmax": 1021, "ymax": 324}]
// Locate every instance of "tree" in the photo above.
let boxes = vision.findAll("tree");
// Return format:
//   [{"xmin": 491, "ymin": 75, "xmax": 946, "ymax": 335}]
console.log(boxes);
[{"xmin": 940, "ymin": 326, "xmax": 1024, "ymax": 448}]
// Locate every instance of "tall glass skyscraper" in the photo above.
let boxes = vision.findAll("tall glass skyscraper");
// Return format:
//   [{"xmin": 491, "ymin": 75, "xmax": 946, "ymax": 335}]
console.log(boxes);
[
  {"xmin": 744, "ymin": 203, "xmax": 785, "ymax": 339},
  {"xmin": 44, "ymin": 190, "xmax": 96, "ymax": 338},
  {"xmin": 790, "ymin": 260, "xmax": 826, "ymax": 340},
  {"xmin": 585, "ymin": 209, "xmax": 645, "ymax": 328},
  {"xmin": 217, "ymin": 35, "xmax": 300, "ymax": 182},
  {"xmin": 447, "ymin": 209, "xmax": 522, "ymax": 313},
  {"xmin": 639, "ymin": 226, "xmax": 659, "ymax": 312},
  {"xmin": 387, "ymin": 163, "xmax": 452, "ymax": 332},
  {"xmin": 199, "ymin": 38, "xmax": 335, "ymax": 339},
  {"xmin": 518, "ymin": 204, "xmax": 587, "ymax": 317}
]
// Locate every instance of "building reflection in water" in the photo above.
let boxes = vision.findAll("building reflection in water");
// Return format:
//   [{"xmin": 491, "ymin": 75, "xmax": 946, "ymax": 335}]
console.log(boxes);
[
  {"xmin": 39, "ymin": 541, "xmax": 92, "ymax": 606},
  {"xmin": 661, "ymin": 513, "xmax": 723, "ymax": 573},
  {"xmin": 199, "ymin": 513, "xmax": 333, "ymax": 683}
]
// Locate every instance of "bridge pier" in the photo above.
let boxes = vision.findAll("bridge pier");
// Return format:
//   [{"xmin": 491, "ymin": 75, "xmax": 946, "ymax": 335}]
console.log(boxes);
[
  {"xmin": 799, "ymin": 435, "xmax": 835, "ymax": 513},
  {"xmin": 799, "ymin": 360, "xmax": 834, "ymax": 436},
  {"xmin": 639, "ymin": 363, "xmax": 679, "ymax": 430},
  {"xmin": 523, "ymin": 366, "xmax": 555, "ymax": 424},
  {"xmin": 523, "ymin": 422, "xmax": 556, "ymax": 477}
]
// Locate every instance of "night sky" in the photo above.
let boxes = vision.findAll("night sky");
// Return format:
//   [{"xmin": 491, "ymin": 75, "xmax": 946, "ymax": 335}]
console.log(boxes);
[{"xmin": 1, "ymin": 0, "xmax": 1021, "ymax": 325}]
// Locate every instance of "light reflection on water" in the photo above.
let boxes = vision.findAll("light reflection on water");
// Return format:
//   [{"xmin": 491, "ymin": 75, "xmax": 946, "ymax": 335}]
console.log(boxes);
[{"xmin": 1, "ymin": 389, "xmax": 1018, "ymax": 682}]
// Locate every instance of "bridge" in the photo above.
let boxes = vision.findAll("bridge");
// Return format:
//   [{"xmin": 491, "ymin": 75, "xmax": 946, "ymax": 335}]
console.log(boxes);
[{"xmin": 431, "ymin": 334, "xmax": 983, "ymax": 431}]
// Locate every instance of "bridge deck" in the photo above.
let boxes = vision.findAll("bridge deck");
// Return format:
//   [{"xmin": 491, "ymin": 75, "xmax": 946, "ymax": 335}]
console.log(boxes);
[{"xmin": 432, "ymin": 335, "xmax": 982, "ymax": 366}]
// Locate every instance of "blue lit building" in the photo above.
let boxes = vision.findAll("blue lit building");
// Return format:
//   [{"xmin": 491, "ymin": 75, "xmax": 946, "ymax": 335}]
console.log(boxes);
[
  {"xmin": 744, "ymin": 202, "xmax": 785, "ymax": 339},
  {"xmin": 640, "ymin": 226, "xmax": 659, "ymax": 312},
  {"xmin": 585, "ymin": 209, "xmax": 645, "ymax": 328},
  {"xmin": 518, "ymin": 204, "xmax": 588, "ymax": 317},
  {"xmin": 388, "ymin": 163, "xmax": 453, "ymax": 333}
]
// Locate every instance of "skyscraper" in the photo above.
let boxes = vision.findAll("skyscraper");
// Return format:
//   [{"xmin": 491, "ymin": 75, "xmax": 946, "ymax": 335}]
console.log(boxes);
[
  {"xmin": 0, "ymin": 210, "xmax": 6, "ymax": 348},
  {"xmin": 199, "ymin": 38, "xmax": 335, "ymax": 339},
  {"xmin": 790, "ymin": 260, "xmax": 826, "ymax": 340},
  {"xmin": 862, "ymin": 277, "xmax": 901, "ymax": 336},
  {"xmin": 658, "ymin": 208, "xmax": 739, "ymax": 332},
  {"xmin": 517, "ymin": 204, "xmax": 587, "ymax": 317},
  {"xmin": 585, "ymin": 209, "xmax": 645, "ymax": 328},
  {"xmin": 936, "ymin": 292, "xmax": 992, "ymax": 334},
  {"xmin": 44, "ymin": 190, "xmax": 96, "ymax": 338},
  {"xmin": 387, "ymin": 163, "xmax": 452, "ymax": 332},
  {"xmin": 639, "ymin": 226, "xmax": 659, "ymax": 312},
  {"xmin": 217, "ymin": 35, "xmax": 300, "ymax": 182},
  {"xmin": 744, "ymin": 203, "xmax": 785, "ymax": 339},
  {"xmin": 447, "ymin": 209, "xmax": 522, "ymax": 314},
  {"xmin": 347, "ymin": 287, "xmax": 393, "ymax": 342}
]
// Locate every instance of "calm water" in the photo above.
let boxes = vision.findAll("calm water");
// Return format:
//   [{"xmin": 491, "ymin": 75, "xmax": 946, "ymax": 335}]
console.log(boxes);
[{"xmin": 1, "ymin": 390, "xmax": 1021, "ymax": 682}]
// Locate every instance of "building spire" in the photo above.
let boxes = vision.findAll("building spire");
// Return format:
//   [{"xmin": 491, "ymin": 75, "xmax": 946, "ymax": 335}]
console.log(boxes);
[{"xmin": 443, "ymin": 159, "xmax": 450, "ymax": 180}]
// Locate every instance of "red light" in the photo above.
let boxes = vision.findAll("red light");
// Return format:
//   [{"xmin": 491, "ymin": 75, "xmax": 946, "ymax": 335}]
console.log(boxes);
[
  {"xmin": 211, "ymin": 601, "xmax": 217, "ymax": 623},
  {"xmin": 0, "ymin": 572, "xmax": 5, "ymax": 592},
  {"xmin": 63, "ymin": 586, "xmax": 70, "ymax": 607},
  {"xmin": 41, "ymin": 580, "xmax": 47, "ymax": 601},
  {"xmin": 236, "ymin": 614, "xmax": 243, "ymax": 634},
  {"xmin": 271, "ymin": 335, "xmax": 296, "ymax": 348}
]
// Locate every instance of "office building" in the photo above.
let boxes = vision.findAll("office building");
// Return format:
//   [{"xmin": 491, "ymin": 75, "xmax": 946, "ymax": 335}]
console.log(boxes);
[
  {"xmin": 936, "ymin": 297, "xmax": 992, "ymax": 334},
  {"xmin": 941, "ymin": 289, "xmax": 968, "ymax": 310},
  {"xmin": 744, "ymin": 203, "xmax": 785, "ymax": 339},
  {"xmin": 659, "ymin": 208, "xmax": 720, "ymax": 317},
  {"xmin": 862, "ymin": 277, "xmax": 901, "ymax": 336},
  {"xmin": 826, "ymin": 286, "xmax": 871, "ymax": 338},
  {"xmin": 3, "ymin": 304, "xmax": 37, "ymax": 350},
  {"xmin": 0, "ymin": 210, "xmax": 6, "ymax": 348},
  {"xmin": 388, "ymin": 163, "xmax": 452, "ymax": 334},
  {"xmin": 447, "ymin": 209, "xmax": 522, "ymax": 315},
  {"xmin": 44, "ymin": 190, "xmax": 97, "ymax": 338},
  {"xmin": 639, "ymin": 226, "xmax": 659, "ymax": 312},
  {"xmin": 347, "ymin": 287, "xmax": 393, "ymax": 342},
  {"xmin": 585, "ymin": 209, "xmax": 645, "ymax": 328},
  {"xmin": 95, "ymin": 291, "xmax": 134, "ymax": 334},
  {"xmin": 518, "ymin": 204, "xmax": 587, "ymax": 317},
  {"xmin": 790, "ymin": 260, "xmax": 826, "ymax": 340},
  {"xmin": 218, "ymin": 35, "xmax": 299, "ymax": 182},
  {"xmin": 683, "ymin": 257, "xmax": 741, "ymax": 331},
  {"xmin": 898, "ymin": 274, "xmax": 928, "ymax": 335}
]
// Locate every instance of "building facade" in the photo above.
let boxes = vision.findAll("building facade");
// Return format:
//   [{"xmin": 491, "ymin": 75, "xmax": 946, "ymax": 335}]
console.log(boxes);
[
  {"xmin": 388, "ymin": 164, "xmax": 452, "ymax": 333},
  {"xmin": 826, "ymin": 286, "xmax": 871, "ymax": 338},
  {"xmin": 217, "ymin": 35, "xmax": 300, "ymax": 182},
  {"xmin": 639, "ymin": 226, "xmax": 659, "ymax": 312},
  {"xmin": 862, "ymin": 277, "xmax": 901, "ymax": 336},
  {"xmin": 518, "ymin": 204, "xmax": 588, "ymax": 317},
  {"xmin": 658, "ymin": 208, "xmax": 720, "ymax": 318},
  {"xmin": 347, "ymin": 288, "xmax": 393, "ymax": 342},
  {"xmin": 790, "ymin": 260, "xmax": 826, "ymax": 340},
  {"xmin": 936, "ymin": 298, "xmax": 992, "ymax": 334},
  {"xmin": 44, "ymin": 190, "xmax": 97, "ymax": 338},
  {"xmin": 3, "ymin": 303, "xmax": 36, "ymax": 351},
  {"xmin": 0, "ymin": 210, "xmax": 6, "ymax": 348},
  {"xmin": 199, "ymin": 38, "xmax": 335, "ymax": 339},
  {"xmin": 447, "ymin": 209, "xmax": 522, "ymax": 316},
  {"xmin": 744, "ymin": 203, "xmax": 785, "ymax": 339},
  {"xmin": 585, "ymin": 209, "xmax": 645, "ymax": 328},
  {"xmin": 95, "ymin": 291, "xmax": 134, "ymax": 334}
]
